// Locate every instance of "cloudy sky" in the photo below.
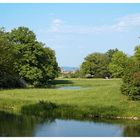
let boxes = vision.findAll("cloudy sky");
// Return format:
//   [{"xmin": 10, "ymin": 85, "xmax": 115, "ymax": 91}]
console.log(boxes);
[{"xmin": 1, "ymin": 3, "xmax": 140, "ymax": 67}]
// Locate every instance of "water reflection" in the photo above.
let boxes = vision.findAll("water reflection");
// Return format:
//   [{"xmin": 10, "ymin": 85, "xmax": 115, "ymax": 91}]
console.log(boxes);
[
  {"xmin": 34, "ymin": 119, "xmax": 124, "ymax": 137},
  {"xmin": 0, "ymin": 111, "xmax": 55, "ymax": 137},
  {"xmin": 123, "ymin": 125, "xmax": 140, "ymax": 137},
  {"xmin": 0, "ymin": 111, "xmax": 140, "ymax": 137}
]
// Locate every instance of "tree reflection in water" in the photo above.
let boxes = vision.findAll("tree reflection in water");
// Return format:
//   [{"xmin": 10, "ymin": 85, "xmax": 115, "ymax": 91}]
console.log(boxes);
[
  {"xmin": 0, "ymin": 111, "xmax": 140, "ymax": 137},
  {"xmin": 0, "ymin": 111, "xmax": 54, "ymax": 137}
]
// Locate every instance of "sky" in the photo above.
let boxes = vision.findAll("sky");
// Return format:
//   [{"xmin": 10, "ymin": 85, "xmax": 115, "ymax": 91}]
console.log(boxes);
[{"xmin": 1, "ymin": 3, "xmax": 140, "ymax": 67}]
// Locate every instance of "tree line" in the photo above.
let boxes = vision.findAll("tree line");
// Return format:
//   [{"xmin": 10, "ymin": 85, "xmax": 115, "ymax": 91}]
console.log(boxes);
[
  {"xmin": 0, "ymin": 27, "xmax": 60, "ymax": 88},
  {"xmin": 1, "ymin": 26, "xmax": 140, "ymax": 100},
  {"xmin": 80, "ymin": 47, "xmax": 140, "ymax": 100},
  {"xmin": 80, "ymin": 48, "xmax": 128, "ymax": 78}
]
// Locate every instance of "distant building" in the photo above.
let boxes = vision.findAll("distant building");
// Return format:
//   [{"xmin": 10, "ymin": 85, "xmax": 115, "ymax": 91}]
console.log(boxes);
[{"xmin": 60, "ymin": 67, "xmax": 78, "ymax": 74}]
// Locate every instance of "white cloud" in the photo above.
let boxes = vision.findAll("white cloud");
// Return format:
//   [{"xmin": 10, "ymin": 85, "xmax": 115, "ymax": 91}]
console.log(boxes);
[
  {"xmin": 110, "ymin": 14, "xmax": 140, "ymax": 32},
  {"xmin": 49, "ymin": 18, "xmax": 63, "ymax": 32},
  {"xmin": 52, "ymin": 19, "xmax": 63, "ymax": 25},
  {"xmin": 45, "ymin": 13, "xmax": 140, "ymax": 34}
]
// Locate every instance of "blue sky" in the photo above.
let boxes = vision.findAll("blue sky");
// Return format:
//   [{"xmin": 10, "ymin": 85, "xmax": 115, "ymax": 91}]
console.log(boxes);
[{"xmin": 1, "ymin": 3, "xmax": 140, "ymax": 67}]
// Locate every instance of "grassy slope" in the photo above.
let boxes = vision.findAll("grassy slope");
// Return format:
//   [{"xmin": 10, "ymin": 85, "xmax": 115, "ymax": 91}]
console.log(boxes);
[{"xmin": 0, "ymin": 78, "xmax": 140, "ymax": 117}]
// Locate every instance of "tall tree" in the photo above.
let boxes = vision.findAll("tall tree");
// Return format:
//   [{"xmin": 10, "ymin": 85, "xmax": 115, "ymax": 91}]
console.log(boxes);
[
  {"xmin": 108, "ymin": 51, "xmax": 128, "ymax": 78},
  {"xmin": 80, "ymin": 53, "xmax": 110, "ymax": 78},
  {"xmin": 10, "ymin": 27, "xmax": 59, "ymax": 87},
  {"xmin": 134, "ymin": 45, "xmax": 140, "ymax": 61},
  {"xmin": 119, "ymin": 45, "xmax": 140, "ymax": 100},
  {"xmin": 105, "ymin": 48, "xmax": 119, "ymax": 61},
  {"xmin": 0, "ymin": 28, "xmax": 22, "ymax": 88},
  {"xmin": 121, "ymin": 56, "xmax": 140, "ymax": 100}
]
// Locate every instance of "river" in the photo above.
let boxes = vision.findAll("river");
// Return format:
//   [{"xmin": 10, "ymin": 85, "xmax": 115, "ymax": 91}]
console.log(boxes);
[{"xmin": 0, "ymin": 112, "xmax": 140, "ymax": 137}]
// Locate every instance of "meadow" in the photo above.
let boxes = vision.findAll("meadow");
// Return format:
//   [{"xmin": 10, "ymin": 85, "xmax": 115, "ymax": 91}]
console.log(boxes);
[{"xmin": 0, "ymin": 78, "xmax": 140, "ymax": 119}]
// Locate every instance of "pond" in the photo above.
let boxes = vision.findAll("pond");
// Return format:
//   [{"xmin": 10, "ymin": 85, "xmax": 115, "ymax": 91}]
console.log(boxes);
[
  {"xmin": 0, "ymin": 112, "xmax": 140, "ymax": 137},
  {"xmin": 56, "ymin": 86, "xmax": 84, "ymax": 90}
]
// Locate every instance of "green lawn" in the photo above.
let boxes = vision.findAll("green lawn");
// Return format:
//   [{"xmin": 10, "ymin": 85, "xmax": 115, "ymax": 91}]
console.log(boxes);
[{"xmin": 0, "ymin": 78, "xmax": 140, "ymax": 118}]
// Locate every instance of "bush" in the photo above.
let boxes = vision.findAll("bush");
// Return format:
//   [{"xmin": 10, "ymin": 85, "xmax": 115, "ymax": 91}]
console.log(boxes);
[
  {"xmin": 21, "ymin": 101, "xmax": 58, "ymax": 116},
  {"xmin": 133, "ymin": 71, "xmax": 140, "ymax": 85},
  {"xmin": 121, "ymin": 58, "xmax": 140, "ymax": 100},
  {"xmin": 121, "ymin": 83, "xmax": 130, "ymax": 96}
]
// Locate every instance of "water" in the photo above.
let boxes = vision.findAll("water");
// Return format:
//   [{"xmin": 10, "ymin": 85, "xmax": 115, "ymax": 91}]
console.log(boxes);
[
  {"xmin": 34, "ymin": 119, "xmax": 123, "ymax": 137},
  {"xmin": 0, "ymin": 112, "xmax": 140, "ymax": 137},
  {"xmin": 56, "ymin": 86, "xmax": 83, "ymax": 90}
]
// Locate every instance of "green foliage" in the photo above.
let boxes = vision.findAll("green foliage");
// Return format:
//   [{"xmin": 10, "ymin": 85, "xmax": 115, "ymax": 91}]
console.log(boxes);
[
  {"xmin": 0, "ymin": 26, "xmax": 59, "ymax": 88},
  {"xmin": 10, "ymin": 26, "xmax": 36, "ymax": 44},
  {"xmin": 80, "ymin": 53, "xmax": 110, "ymax": 78},
  {"xmin": 21, "ymin": 101, "xmax": 58, "ymax": 116},
  {"xmin": 134, "ymin": 45, "xmax": 140, "ymax": 61},
  {"xmin": 109, "ymin": 51, "xmax": 128, "ymax": 78},
  {"xmin": 43, "ymin": 47, "xmax": 60, "ymax": 80},
  {"xmin": 0, "ymin": 28, "xmax": 23, "ymax": 88},
  {"xmin": 9, "ymin": 27, "xmax": 59, "ymax": 87},
  {"xmin": 105, "ymin": 48, "xmax": 119, "ymax": 61},
  {"xmin": 121, "ymin": 52, "xmax": 140, "ymax": 100}
]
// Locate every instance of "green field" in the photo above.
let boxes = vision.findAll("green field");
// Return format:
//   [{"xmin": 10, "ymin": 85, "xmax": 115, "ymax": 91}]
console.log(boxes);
[{"xmin": 0, "ymin": 78, "xmax": 140, "ymax": 118}]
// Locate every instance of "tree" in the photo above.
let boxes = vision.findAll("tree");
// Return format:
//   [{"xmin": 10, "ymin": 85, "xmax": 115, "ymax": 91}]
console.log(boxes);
[
  {"xmin": 121, "ymin": 46, "xmax": 140, "ymax": 100},
  {"xmin": 39, "ymin": 47, "xmax": 60, "ymax": 82},
  {"xmin": 105, "ymin": 48, "xmax": 119, "ymax": 62},
  {"xmin": 80, "ymin": 53, "xmax": 110, "ymax": 78},
  {"xmin": 121, "ymin": 57, "xmax": 140, "ymax": 100},
  {"xmin": 0, "ymin": 28, "xmax": 23, "ymax": 88},
  {"xmin": 9, "ymin": 27, "xmax": 59, "ymax": 87},
  {"xmin": 108, "ymin": 51, "xmax": 128, "ymax": 78},
  {"xmin": 10, "ymin": 26, "xmax": 36, "ymax": 44},
  {"xmin": 134, "ymin": 45, "xmax": 140, "ymax": 61}
]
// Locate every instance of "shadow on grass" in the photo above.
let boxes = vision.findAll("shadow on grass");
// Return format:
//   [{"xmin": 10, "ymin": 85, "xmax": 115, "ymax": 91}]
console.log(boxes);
[{"xmin": 0, "ymin": 79, "xmax": 73, "ymax": 91}]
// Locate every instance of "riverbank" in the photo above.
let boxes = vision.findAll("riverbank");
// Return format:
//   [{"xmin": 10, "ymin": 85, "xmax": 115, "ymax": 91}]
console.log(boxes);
[{"xmin": 0, "ymin": 78, "xmax": 140, "ymax": 119}]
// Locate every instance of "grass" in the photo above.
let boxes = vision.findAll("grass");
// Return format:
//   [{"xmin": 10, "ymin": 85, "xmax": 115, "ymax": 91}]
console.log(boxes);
[{"xmin": 0, "ymin": 78, "xmax": 140, "ymax": 118}]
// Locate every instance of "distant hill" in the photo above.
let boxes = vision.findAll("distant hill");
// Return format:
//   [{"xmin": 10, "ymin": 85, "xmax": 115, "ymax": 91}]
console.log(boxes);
[{"xmin": 61, "ymin": 66, "xmax": 79, "ymax": 72}]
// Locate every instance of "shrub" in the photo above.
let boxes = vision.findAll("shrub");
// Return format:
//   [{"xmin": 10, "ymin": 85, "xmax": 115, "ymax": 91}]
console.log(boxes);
[
  {"xmin": 21, "ymin": 101, "xmax": 58, "ymax": 116},
  {"xmin": 121, "ymin": 58, "xmax": 140, "ymax": 100}
]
